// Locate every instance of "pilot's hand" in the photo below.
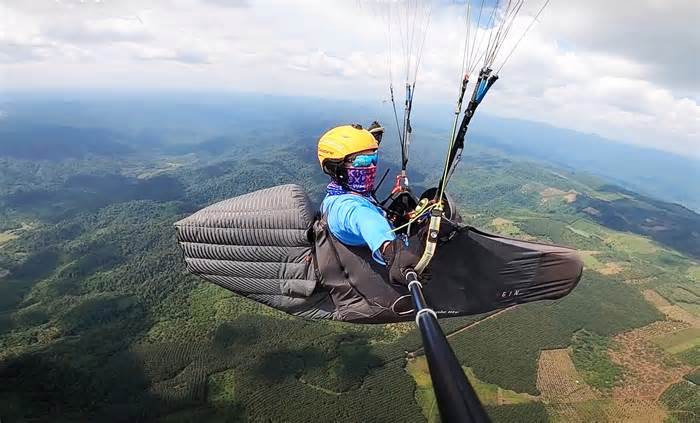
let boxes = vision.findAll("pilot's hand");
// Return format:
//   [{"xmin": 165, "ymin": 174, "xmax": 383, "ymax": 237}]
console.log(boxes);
[{"xmin": 382, "ymin": 237, "xmax": 420, "ymax": 285}]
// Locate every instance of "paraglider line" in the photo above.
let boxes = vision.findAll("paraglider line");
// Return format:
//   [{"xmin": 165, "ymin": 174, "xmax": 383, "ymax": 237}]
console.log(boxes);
[{"xmin": 497, "ymin": 0, "xmax": 550, "ymax": 74}]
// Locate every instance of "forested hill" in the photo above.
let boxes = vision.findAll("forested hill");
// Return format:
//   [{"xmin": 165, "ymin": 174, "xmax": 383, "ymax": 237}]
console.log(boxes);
[{"xmin": 0, "ymin": 97, "xmax": 698, "ymax": 422}]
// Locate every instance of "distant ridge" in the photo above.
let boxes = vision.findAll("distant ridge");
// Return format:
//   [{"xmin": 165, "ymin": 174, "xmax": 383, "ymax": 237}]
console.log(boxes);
[
  {"xmin": 468, "ymin": 115, "xmax": 700, "ymax": 212},
  {"xmin": 0, "ymin": 125, "xmax": 131, "ymax": 160}
]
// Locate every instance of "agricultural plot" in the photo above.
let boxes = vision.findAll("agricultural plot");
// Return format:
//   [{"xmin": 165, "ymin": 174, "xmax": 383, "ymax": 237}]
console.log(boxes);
[
  {"xmin": 609, "ymin": 321, "xmax": 693, "ymax": 402},
  {"xmin": 643, "ymin": 289, "xmax": 700, "ymax": 327},
  {"xmin": 405, "ymin": 357, "xmax": 440, "ymax": 423},
  {"xmin": 566, "ymin": 226, "xmax": 593, "ymax": 239},
  {"xmin": 688, "ymin": 266, "xmax": 700, "ymax": 281},
  {"xmin": 654, "ymin": 280, "xmax": 700, "ymax": 318},
  {"xmin": 601, "ymin": 399, "xmax": 668, "ymax": 423},
  {"xmin": 545, "ymin": 399, "xmax": 610, "ymax": 423},
  {"xmin": 533, "ymin": 349, "xmax": 649, "ymax": 423},
  {"xmin": 677, "ymin": 346, "xmax": 700, "ymax": 367},
  {"xmin": 597, "ymin": 261, "xmax": 626, "ymax": 275},
  {"xmin": 148, "ymin": 362, "xmax": 208, "ymax": 406},
  {"xmin": 588, "ymin": 191, "xmax": 631, "ymax": 202},
  {"xmin": 539, "ymin": 187, "xmax": 578, "ymax": 204},
  {"xmin": 0, "ymin": 231, "xmax": 19, "ymax": 245},
  {"xmin": 0, "ymin": 222, "xmax": 33, "ymax": 248},
  {"xmin": 536, "ymin": 333, "xmax": 683, "ymax": 422},
  {"xmin": 536, "ymin": 349, "xmax": 598, "ymax": 403}
]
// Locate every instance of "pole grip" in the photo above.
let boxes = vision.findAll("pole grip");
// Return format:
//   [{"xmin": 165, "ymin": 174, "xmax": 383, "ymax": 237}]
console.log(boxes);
[{"xmin": 405, "ymin": 271, "xmax": 490, "ymax": 423}]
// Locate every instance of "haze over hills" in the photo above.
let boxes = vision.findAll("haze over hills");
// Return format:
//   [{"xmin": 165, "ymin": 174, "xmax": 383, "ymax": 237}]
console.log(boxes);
[
  {"xmin": 0, "ymin": 93, "xmax": 698, "ymax": 422},
  {"xmin": 2, "ymin": 92, "xmax": 697, "ymax": 211},
  {"xmin": 469, "ymin": 115, "xmax": 700, "ymax": 213}
]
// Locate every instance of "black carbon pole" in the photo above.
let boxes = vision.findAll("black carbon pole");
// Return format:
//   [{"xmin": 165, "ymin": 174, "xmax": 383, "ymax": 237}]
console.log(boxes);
[{"xmin": 405, "ymin": 270, "xmax": 490, "ymax": 423}]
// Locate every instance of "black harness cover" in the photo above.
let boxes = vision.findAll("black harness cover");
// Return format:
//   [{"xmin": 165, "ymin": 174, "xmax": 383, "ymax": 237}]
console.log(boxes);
[{"xmin": 174, "ymin": 184, "xmax": 583, "ymax": 324}]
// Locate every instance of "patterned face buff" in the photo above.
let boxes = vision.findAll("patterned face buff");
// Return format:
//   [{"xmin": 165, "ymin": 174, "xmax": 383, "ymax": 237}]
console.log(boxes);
[
  {"xmin": 326, "ymin": 151, "xmax": 379, "ymax": 196},
  {"xmin": 345, "ymin": 165, "xmax": 377, "ymax": 194}
]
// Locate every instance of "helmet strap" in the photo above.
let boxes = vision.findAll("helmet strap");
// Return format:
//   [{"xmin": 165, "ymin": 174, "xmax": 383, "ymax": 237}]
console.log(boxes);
[{"xmin": 323, "ymin": 159, "xmax": 348, "ymax": 184}]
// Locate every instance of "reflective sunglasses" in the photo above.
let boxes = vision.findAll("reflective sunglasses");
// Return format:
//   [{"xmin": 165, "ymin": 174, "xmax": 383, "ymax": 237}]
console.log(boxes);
[{"xmin": 348, "ymin": 152, "xmax": 378, "ymax": 167}]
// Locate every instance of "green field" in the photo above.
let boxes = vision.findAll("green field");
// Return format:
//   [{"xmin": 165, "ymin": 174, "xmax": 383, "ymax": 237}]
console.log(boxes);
[
  {"xmin": 207, "ymin": 369, "xmax": 236, "ymax": 407},
  {"xmin": 406, "ymin": 356, "xmax": 537, "ymax": 423},
  {"xmin": 654, "ymin": 328, "xmax": 700, "ymax": 354},
  {"xmin": 579, "ymin": 251, "xmax": 604, "ymax": 271},
  {"xmin": 604, "ymin": 232, "xmax": 660, "ymax": 256},
  {"xmin": 570, "ymin": 330, "xmax": 622, "ymax": 391}
]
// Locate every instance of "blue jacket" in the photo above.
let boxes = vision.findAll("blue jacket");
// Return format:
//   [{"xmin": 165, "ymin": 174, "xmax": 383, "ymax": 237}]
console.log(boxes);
[{"xmin": 321, "ymin": 194, "xmax": 396, "ymax": 264}]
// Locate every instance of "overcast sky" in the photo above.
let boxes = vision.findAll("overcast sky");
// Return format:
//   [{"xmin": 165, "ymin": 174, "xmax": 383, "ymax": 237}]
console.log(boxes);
[{"xmin": 1, "ymin": 0, "xmax": 698, "ymax": 158}]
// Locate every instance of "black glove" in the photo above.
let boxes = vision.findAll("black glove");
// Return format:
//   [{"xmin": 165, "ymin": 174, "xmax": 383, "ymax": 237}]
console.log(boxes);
[{"xmin": 382, "ymin": 237, "xmax": 421, "ymax": 286}]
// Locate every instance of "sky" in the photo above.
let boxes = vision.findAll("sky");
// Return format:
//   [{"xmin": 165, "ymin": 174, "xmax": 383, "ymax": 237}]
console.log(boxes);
[{"xmin": 1, "ymin": 0, "xmax": 699, "ymax": 158}]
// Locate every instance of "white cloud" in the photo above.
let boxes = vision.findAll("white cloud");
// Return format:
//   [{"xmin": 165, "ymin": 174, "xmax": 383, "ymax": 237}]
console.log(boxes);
[
  {"xmin": 0, "ymin": 0, "xmax": 697, "ymax": 158},
  {"xmin": 542, "ymin": 0, "xmax": 700, "ymax": 93},
  {"xmin": 134, "ymin": 45, "xmax": 210, "ymax": 64},
  {"xmin": 45, "ymin": 17, "xmax": 152, "ymax": 44}
]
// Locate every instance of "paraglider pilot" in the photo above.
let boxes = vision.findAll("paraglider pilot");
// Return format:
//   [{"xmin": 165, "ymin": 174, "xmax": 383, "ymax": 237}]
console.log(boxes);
[{"xmin": 317, "ymin": 124, "xmax": 420, "ymax": 285}]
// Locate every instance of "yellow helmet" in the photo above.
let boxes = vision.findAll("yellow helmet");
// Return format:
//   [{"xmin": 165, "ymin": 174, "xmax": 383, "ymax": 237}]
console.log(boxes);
[{"xmin": 317, "ymin": 125, "xmax": 378, "ymax": 178}]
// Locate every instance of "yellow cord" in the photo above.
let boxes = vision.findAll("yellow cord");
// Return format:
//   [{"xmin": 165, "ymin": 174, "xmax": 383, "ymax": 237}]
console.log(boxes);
[{"xmin": 390, "ymin": 202, "xmax": 439, "ymax": 233}]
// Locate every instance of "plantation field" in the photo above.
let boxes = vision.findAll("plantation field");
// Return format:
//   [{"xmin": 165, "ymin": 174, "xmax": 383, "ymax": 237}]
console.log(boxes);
[
  {"xmin": 533, "ymin": 348, "xmax": 668, "ymax": 422},
  {"xmin": 534, "ymin": 327, "xmax": 692, "ymax": 422},
  {"xmin": 536, "ymin": 349, "xmax": 597, "ymax": 403},
  {"xmin": 660, "ymin": 380, "xmax": 699, "ymax": 423}
]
